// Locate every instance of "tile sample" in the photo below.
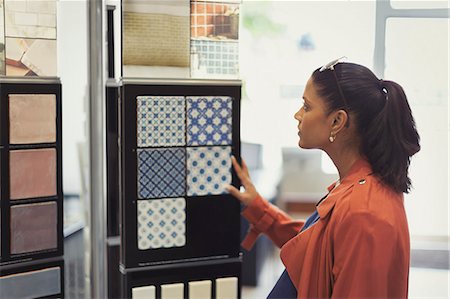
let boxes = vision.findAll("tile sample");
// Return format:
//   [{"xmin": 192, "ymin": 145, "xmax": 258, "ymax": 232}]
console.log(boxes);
[
  {"xmin": 189, "ymin": 280, "xmax": 212, "ymax": 299},
  {"xmin": 132, "ymin": 285, "xmax": 156, "ymax": 299},
  {"xmin": 4, "ymin": 0, "xmax": 57, "ymax": 39},
  {"xmin": 137, "ymin": 148, "xmax": 186, "ymax": 199},
  {"xmin": 137, "ymin": 96, "xmax": 185, "ymax": 147},
  {"xmin": 216, "ymin": 277, "xmax": 238, "ymax": 299},
  {"xmin": 186, "ymin": 146, "xmax": 231, "ymax": 196},
  {"xmin": 9, "ymin": 94, "xmax": 56, "ymax": 144},
  {"xmin": 9, "ymin": 148, "xmax": 57, "ymax": 200},
  {"xmin": 10, "ymin": 201, "xmax": 57, "ymax": 254},
  {"xmin": 0, "ymin": 267, "xmax": 61, "ymax": 298},
  {"xmin": 161, "ymin": 283, "xmax": 184, "ymax": 299},
  {"xmin": 123, "ymin": 0, "xmax": 189, "ymax": 67},
  {"xmin": 187, "ymin": 96, "xmax": 232, "ymax": 146},
  {"xmin": 138, "ymin": 197, "xmax": 186, "ymax": 250},
  {"xmin": 191, "ymin": 39, "xmax": 239, "ymax": 76},
  {"xmin": 5, "ymin": 37, "xmax": 56, "ymax": 76}
]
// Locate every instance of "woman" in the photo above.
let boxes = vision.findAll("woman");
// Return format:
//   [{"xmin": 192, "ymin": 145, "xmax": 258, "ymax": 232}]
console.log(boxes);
[{"xmin": 227, "ymin": 59, "xmax": 420, "ymax": 298}]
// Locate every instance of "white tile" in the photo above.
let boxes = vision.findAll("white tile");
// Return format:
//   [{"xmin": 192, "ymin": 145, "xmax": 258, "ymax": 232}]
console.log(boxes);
[
  {"xmin": 38, "ymin": 13, "xmax": 55, "ymax": 27},
  {"xmin": 137, "ymin": 198, "xmax": 186, "ymax": 250},
  {"xmin": 161, "ymin": 283, "xmax": 184, "ymax": 299},
  {"xmin": 188, "ymin": 280, "xmax": 211, "ymax": 299},
  {"xmin": 21, "ymin": 38, "xmax": 57, "ymax": 76},
  {"xmin": 216, "ymin": 277, "xmax": 238, "ymax": 299},
  {"xmin": 14, "ymin": 12, "xmax": 38, "ymax": 26},
  {"xmin": 5, "ymin": 0, "xmax": 27, "ymax": 12},
  {"xmin": 132, "ymin": 285, "xmax": 156, "ymax": 299},
  {"xmin": 26, "ymin": 0, "xmax": 56, "ymax": 14}
]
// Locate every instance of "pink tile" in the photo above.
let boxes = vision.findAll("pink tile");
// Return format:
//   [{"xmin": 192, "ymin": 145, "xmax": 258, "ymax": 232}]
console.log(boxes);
[{"xmin": 10, "ymin": 148, "xmax": 57, "ymax": 200}]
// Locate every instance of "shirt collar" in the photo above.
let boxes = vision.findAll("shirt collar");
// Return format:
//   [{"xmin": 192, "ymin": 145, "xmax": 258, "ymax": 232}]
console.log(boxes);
[{"xmin": 317, "ymin": 159, "xmax": 373, "ymax": 219}]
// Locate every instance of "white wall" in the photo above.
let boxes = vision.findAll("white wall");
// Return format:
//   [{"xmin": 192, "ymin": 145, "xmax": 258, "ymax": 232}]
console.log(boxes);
[{"xmin": 57, "ymin": 0, "xmax": 88, "ymax": 194}]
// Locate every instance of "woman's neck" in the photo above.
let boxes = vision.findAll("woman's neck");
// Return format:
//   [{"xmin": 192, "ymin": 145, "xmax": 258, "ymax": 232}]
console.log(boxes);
[{"xmin": 327, "ymin": 146, "xmax": 362, "ymax": 181}]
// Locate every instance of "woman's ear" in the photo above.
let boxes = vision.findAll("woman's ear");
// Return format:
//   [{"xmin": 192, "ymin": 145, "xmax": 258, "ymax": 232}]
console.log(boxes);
[{"xmin": 331, "ymin": 109, "xmax": 349, "ymax": 133}]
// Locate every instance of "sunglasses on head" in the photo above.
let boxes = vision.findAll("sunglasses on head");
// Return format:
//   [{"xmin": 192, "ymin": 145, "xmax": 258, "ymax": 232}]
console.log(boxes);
[{"xmin": 319, "ymin": 56, "xmax": 348, "ymax": 107}]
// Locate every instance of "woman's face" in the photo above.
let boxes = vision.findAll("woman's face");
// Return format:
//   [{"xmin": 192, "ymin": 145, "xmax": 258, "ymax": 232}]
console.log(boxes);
[{"xmin": 294, "ymin": 77, "xmax": 334, "ymax": 149}]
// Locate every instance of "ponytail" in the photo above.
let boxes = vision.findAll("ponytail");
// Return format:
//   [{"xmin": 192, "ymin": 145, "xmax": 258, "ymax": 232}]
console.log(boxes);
[
  {"xmin": 312, "ymin": 63, "xmax": 420, "ymax": 193},
  {"xmin": 362, "ymin": 80, "xmax": 420, "ymax": 193}
]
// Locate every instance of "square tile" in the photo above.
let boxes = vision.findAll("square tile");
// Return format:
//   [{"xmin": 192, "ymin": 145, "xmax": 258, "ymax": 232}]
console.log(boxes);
[
  {"xmin": 161, "ymin": 283, "xmax": 184, "ymax": 299},
  {"xmin": 137, "ymin": 96, "xmax": 186, "ymax": 147},
  {"xmin": 137, "ymin": 148, "xmax": 186, "ymax": 199},
  {"xmin": 216, "ymin": 277, "xmax": 238, "ymax": 299},
  {"xmin": 187, "ymin": 146, "xmax": 231, "ymax": 196},
  {"xmin": 132, "ymin": 285, "xmax": 155, "ymax": 299},
  {"xmin": 137, "ymin": 198, "xmax": 186, "ymax": 250},
  {"xmin": 187, "ymin": 96, "xmax": 232, "ymax": 146},
  {"xmin": 10, "ymin": 201, "xmax": 57, "ymax": 254}
]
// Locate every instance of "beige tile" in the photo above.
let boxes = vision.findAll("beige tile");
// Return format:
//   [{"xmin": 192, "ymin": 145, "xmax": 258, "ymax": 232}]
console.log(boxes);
[
  {"xmin": 14, "ymin": 12, "xmax": 38, "ymax": 26},
  {"xmin": 161, "ymin": 283, "xmax": 184, "ymax": 299},
  {"xmin": 188, "ymin": 280, "xmax": 211, "ymax": 299},
  {"xmin": 5, "ymin": 0, "xmax": 26, "ymax": 12},
  {"xmin": 9, "ymin": 94, "xmax": 56, "ymax": 144},
  {"xmin": 21, "ymin": 38, "xmax": 57, "ymax": 76},
  {"xmin": 26, "ymin": 0, "xmax": 56, "ymax": 15},
  {"xmin": 216, "ymin": 277, "xmax": 238, "ymax": 299},
  {"xmin": 38, "ymin": 13, "xmax": 55, "ymax": 27},
  {"xmin": 132, "ymin": 285, "xmax": 156, "ymax": 299}
]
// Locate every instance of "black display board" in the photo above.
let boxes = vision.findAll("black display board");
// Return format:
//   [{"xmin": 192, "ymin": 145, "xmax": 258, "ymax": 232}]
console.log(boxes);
[
  {"xmin": 120, "ymin": 81, "xmax": 242, "ymax": 269},
  {"xmin": 0, "ymin": 80, "xmax": 63, "ymax": 265},
  {"xmin": 121, "ymin": 258, "xmax": 242, "ymax": 299},
  {"xmin": 0, "ymin": 257, "xmax": 65, "ymax": 298}
]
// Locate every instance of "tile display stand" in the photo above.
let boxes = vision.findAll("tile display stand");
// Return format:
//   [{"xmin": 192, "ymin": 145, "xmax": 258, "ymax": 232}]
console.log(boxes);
[
  {"xmin": 0, "ymin": 78, "xmax": 64, "ymax": 298},
  {"xmin": 116, "ymin": 79, "xmax": 242, "ymax": 298}
]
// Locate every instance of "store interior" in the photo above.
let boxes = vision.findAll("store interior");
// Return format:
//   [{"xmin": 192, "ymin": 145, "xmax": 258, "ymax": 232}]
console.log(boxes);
[{"xmin": 0, "ymin": 0, "xmax": 449, "ymax": 298}]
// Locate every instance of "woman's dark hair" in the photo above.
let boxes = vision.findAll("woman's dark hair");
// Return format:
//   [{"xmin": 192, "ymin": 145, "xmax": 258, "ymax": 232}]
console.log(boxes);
[{"xmin": 312, "ymin": 62, "xmax": 420, "ymax": 193}]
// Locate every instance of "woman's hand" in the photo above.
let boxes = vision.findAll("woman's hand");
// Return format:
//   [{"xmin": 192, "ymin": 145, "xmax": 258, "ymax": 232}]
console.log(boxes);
[{"xmin": 226, "ymin": 156, "xmax": 259, "ymax": 206}]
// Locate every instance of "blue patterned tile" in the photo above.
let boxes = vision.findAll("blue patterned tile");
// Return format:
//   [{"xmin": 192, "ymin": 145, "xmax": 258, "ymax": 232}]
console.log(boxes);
[
  {"xmin": 137, "ymin": 148, "xmax": 186, "ymax": 199},
  {"xmin": 186, "ymin": 146, "xmax": 231, "ymax": 196},
  {"xmin": 187, "ymin": 96, "xmax": 232, "ymax": 146},
  {"xmin": 137, "ymin": 96, "xmax": 186, "ymax": 147},
  {"xmin": 138, "ymin": 198, "xmax": 186, "ymax": 250}
]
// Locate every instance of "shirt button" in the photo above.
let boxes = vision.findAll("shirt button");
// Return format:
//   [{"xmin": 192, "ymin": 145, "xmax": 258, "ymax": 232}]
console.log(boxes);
[{"xmin": 359, "ymin": 179, "xmax": 366, "ymax": 184}]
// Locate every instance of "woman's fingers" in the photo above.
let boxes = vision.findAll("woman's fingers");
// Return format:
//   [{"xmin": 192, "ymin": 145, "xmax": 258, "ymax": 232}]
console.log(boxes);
[{"xmin": 226, "ymin": 185, "xmax": 243, "ymax": 202}]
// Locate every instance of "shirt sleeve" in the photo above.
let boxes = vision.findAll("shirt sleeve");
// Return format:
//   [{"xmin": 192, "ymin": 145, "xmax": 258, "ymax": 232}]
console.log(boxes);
[
  {"xmin": 331, "ymin": 211, "xmax": 403, "ymax": 298},
  {"xmin": 241, "ymin": 194, "xmax": 305, "ymax": 250}
]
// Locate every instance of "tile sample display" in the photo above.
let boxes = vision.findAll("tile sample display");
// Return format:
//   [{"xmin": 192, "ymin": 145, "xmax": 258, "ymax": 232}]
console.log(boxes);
[
  {"xmin": 137, "ymin": 96, "xmax": 186, "ymax": 147},
  {"xmin": 191, "ymin": 1, "xmax": 239, "ymax": 39},
  {"xmin": 123, "ymin": 0, "xmax": 189, "ymax": 67},
  {"xmin": 187, "ymin": 96, "xmax": 232, "ymax": 146},
  {"xmin": 186, "ymin": 146, "xmax": 231, "ymax": 196},
  {"xmin": 9, "ymin": 94, "xmax": 56, "ymax": 144},
  {"xmin": 9, "ymin": 148, "xmax": 57, "ymax": 200},
  {"xmin": 137, "ymin": 148, "xmax": 186, "ymax": 199},
  {"xmin": 5, "ymin": 37, "xmax": 56, "ymax": 76},
  {"xmin": 138, "ymin": 197, "xmax": 186, "ymax": 250},
  {"xmin": 132, "ymin": 285, "xmax": 156, "ymax": 299},
  {"xmin": 191, "ymin": 39, "xmax": 239, "ymax": 76},
  {"xmin": 161, "ymin": 283, "xmax": 184, "ymax": 299},
  {"xmin": 189, "ymin": 280, "xmax": 212, "ymax": 299},
  {"xmin": 4, "ymin": 0, "xmax": 57, "ymax": 39},
  {"xmin": 10, "ymin": 201, "xmax": 57, "ymax": 254},
  {"xmin": 0, "ymin": 267, "xmax": 61, "ymax": 298},
  {"xmin": 216, "ymin": 277, "xmax": 238, "ymax": 299}
]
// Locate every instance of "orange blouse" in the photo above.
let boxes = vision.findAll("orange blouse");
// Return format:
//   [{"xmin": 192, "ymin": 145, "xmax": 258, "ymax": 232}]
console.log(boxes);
[{"xmin": 241, "ymin": 159, "xmax": 410, "ymax": 298}]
